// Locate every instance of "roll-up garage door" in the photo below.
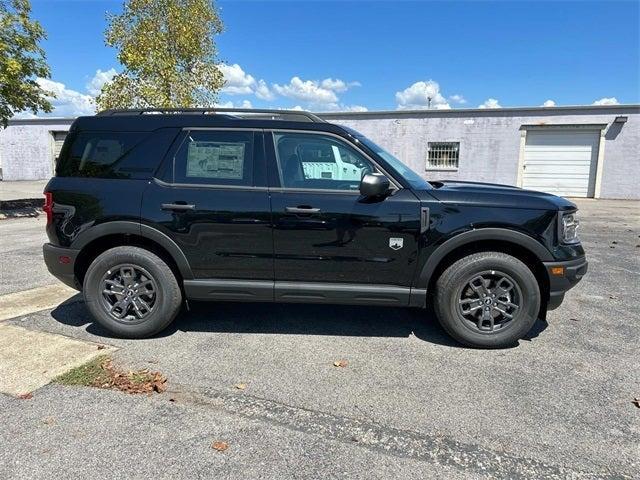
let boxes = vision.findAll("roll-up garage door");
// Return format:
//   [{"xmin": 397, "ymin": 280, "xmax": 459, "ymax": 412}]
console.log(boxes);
[
  {"xmin": 522, "ymin": 130, "xmax": 599, "ymax": 197},
  {"xmin": 52, "ymin": 131, "xmax": 67, "ymax": 160}
]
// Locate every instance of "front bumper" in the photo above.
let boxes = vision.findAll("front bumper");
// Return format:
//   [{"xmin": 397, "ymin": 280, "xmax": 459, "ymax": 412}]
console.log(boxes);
[
  {"xmin": 43, "ymin": 243, "xmax": 81, "ymax": 290},
  {"xmin": 543, "ymin": 256, "xmax": 588, "ymax": 310}
]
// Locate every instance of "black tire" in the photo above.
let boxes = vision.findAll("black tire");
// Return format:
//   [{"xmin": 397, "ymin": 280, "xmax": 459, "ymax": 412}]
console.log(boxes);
[
  {"xmin": 83, "ymin": 246, "xmax": 182, "ymax": 338},
  {"xmin": 434, "ymin": 252, "xmax": 540, "ymax": 348}
]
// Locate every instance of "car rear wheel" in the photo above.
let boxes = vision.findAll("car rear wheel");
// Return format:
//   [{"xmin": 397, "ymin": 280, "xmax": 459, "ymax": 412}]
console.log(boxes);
[
  {"xmin": 434, "ymin": 252, "xmax": 540, "ymax": 348},
  {"xmin": 83, "ymin": 246, "xmax": 182, "ymax": 338}
]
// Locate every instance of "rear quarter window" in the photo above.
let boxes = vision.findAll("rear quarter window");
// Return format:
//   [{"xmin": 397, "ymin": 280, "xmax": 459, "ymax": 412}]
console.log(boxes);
[{"xmin": 56, "ymin": 131, "xmax": 148, "ymax": 178}]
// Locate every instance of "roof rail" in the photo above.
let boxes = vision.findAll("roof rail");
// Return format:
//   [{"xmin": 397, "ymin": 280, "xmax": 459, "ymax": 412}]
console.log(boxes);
[{"xmin": 96, "ymin": 107, "xmax": 325, "ymax": 123}]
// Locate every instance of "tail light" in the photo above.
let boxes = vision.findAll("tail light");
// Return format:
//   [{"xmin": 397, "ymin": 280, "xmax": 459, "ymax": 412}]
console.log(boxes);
[{"xmin": 43, "ymin": 191, "xmax": 53, "ymax": 225}]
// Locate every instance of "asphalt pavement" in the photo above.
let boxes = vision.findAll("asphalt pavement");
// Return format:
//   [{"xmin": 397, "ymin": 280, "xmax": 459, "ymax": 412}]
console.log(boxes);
[{"xmin": 0, "ymin": 199, "xmax": 638, "ymax": 479}]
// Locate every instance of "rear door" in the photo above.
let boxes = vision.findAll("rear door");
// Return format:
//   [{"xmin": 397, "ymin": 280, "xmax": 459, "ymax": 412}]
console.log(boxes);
[{"xmin": 141, "ymin": 128, "xmax": 272, "ymax": 298}]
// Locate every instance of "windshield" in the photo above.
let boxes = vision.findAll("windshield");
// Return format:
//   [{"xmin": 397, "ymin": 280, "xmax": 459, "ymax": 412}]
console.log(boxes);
[{"xmin": 344, "ymin": 128, "xmax": 432, "ymax": 189}]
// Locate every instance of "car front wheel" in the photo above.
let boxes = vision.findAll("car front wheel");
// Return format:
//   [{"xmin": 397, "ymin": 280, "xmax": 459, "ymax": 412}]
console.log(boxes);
[
  {"xmin": 434, "ymin": 251, "xmax": 540, "ymax": 348},
  {"xmin": 83, "ymin": 246, "xmax": 182, "ymax": 338}
]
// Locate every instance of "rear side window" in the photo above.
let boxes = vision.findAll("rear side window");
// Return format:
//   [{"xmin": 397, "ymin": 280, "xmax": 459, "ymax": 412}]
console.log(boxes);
[
  {"xmin": 174, "ymin": 130, "xmax": 254, "ymax": 186},
  {"xmin": 57, "ymin": 131, "xmax": 146, "ymax": 178}
]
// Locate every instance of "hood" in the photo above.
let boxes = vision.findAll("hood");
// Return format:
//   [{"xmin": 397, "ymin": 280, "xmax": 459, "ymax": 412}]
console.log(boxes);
[{"xmin": 417, "ymin": 180, "xmax": 577, "ymax": 211}]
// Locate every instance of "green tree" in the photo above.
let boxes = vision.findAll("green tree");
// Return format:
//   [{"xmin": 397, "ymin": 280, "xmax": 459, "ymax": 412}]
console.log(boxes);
[
  {"xmin": 0, "ymin": 0, "xmax": 53, "ymax": 127},
  {"xmin": 96, "ymin": 0, "xmax": 225, "ymax": 111}
]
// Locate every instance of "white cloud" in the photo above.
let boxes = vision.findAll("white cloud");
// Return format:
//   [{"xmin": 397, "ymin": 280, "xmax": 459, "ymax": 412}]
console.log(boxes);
[
  {"xmin": 254, "ymin": 79, "xmax": 273, "ymax": 100},
  {"xmin": 320, "ymin": 78, "xmax": 361, "ymax": 93},
  {"xmin": 395, "ymin": 80, "xmax": 450, "ymax": 110},
  {"xmin": 14, "ymin": 68, "xmax": 119, "ymax": 118},
  {"xmin": 215, "ymin": 99, "xmax": 253, "ymax": 109},
  {"xmin": 216, "ymin": 65, "xmax": 361, "ymax": 110},
  {"xmin": 219, "ymin": 63, "xmax": 275, "ymax": 100},
  {"xmin": 449, "ymin": 94, "xmax": 466, "ymax": 104},
  {"xmin": 478, "ymin": 98, "xmax": 502, "ymax": 109},
  {"xmin": 271, "ymin": 76, "xmax": 360, "ymax": 107},
  {"xmin": 342, "ymin": 105, "xmax": 368, "ymax": 112},
  {"xmin": 86, "ymin": 68, "xmax": 117, "ymax": 96},
  {"xmin": 592, "ymin": 97, "xmax": 619, "ymax": 105},
  {"xmin": 219, "ymin": 63, "xmax": 256, "ymax": 95},
  {"xmin": 11, "ymin": 110, "xmax": 38, "ymax": 119},
  {"xmin": 312, "ymin": 103, "xmax": 369, "ymax": 113},
  {"xmin": 36, "ymin": 77, "xmax": 95, "ymax": 116},
  {"xmin": 541, "ymin": 99, "xmax": 556, "ymax": 107},
  {"xmin": 273, "ymin": 76, "xmax": 339, "ymax": 104}
]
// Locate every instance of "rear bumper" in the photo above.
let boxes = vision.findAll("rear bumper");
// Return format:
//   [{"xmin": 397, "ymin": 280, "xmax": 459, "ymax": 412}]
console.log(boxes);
[
  {"xmin": 543, "ymin": 256, "xmax": 588, "ymax": 310},
  {"xmin": 43, "ymin": 243, "xmax": 81, "ymax": 290}
]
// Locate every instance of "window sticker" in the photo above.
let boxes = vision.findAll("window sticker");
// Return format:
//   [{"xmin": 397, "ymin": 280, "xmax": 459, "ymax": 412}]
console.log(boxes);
[{"xmin": 186, "ymin": 141, "xmax": 245, "ymax": 179}]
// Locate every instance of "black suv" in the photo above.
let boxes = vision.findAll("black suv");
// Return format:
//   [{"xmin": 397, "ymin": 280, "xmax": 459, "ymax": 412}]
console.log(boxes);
[{"xmin": 43, "ymin": 108, "xmax": 587, "ymax": 348}]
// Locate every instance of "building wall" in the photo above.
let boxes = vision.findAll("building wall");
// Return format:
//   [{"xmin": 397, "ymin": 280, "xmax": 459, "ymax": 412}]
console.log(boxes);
[
  {"xmin": 321, "ymin": 106, "xmax": 640, "ymax": 199},
  {"xmin": 0, "ymin": 119, "xmax": 73, "ymax": 181},
  {"xmin": 0, "ymin": 107, "xmax": 638, "ymax": 199}
]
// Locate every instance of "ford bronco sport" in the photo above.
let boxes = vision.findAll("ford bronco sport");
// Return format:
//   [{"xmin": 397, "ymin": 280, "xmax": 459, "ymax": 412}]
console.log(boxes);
[{"xmin": 43, "ymin": 108, "xmax": 587, "ymax": 348}]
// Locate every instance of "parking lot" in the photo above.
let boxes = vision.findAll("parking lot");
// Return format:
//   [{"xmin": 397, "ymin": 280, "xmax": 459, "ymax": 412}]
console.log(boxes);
[{"xmin": 0, "ymin": 198, "xmax": 638, "ymax": 479}]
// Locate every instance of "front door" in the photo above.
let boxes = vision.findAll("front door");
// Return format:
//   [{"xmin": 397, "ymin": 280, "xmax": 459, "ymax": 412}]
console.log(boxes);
[
  {"xmin": 266, "ymin": 131, "xmax": 421, "ymax": 304},
  {"xmin": 141, "ymin": 129, "xmax": 272, "ymax": 297}
]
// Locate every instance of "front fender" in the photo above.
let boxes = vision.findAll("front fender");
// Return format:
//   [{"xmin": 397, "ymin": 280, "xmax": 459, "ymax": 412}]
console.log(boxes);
[{"xmin": 415, "ymin": 227, "xmax": 554, "ymax": 289}]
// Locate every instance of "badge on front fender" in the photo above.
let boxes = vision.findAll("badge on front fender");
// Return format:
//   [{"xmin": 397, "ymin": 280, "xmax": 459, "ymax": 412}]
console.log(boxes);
[{"xmin": 389, "ymin": 238, "xmax": 403, "ymax": 250}]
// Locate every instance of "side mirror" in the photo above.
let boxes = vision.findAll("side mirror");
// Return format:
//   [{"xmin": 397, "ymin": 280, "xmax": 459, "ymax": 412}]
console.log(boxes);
[{"xmin": 360, "ymin": 173, "xmax": 391, "ymax": 198}]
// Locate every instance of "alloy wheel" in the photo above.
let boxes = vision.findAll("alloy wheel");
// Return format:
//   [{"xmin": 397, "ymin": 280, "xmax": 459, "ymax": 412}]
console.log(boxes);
[
  {"xmin": 456, "ymin": 270, "xmax": 522, "ymax": 333},
  {"xmin": 100, "ymin": 264, "xmax": 157, "ymax": 322}
]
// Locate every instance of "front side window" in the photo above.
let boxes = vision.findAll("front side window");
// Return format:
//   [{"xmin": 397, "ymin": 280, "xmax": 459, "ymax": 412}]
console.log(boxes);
[
  {"xmin": 341, "ymin": 127, "xmax": 431, "ymax": 189},
  {"xmin": 274, "ymin": 132, "xmax": 377, "ymax": 191},
  {"xmin": 174, "ymin": 130, "xmax": 254, "ymax": 186}
]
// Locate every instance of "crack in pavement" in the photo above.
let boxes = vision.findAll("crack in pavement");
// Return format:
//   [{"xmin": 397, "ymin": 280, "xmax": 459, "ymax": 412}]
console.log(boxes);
[{"xmin": 167, "ymin": 385, "xmax": 631, "ymax": 480}]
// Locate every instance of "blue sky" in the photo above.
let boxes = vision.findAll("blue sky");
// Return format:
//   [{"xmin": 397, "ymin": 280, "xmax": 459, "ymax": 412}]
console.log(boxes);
[{"xmin": 28, "ymin": 0, "xmax": 640, "ymax": 116}]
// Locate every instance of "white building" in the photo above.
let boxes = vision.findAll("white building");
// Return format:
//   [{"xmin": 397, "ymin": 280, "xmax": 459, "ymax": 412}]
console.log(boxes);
[{"xmin": 1, "ymin": 104, "xmax": 638, "ymax": 199}]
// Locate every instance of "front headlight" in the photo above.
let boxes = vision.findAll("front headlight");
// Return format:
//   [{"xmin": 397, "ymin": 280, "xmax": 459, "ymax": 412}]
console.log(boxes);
[{"xmin": 559, "ymin": 211, "xmax": 580, "ymax": 244}]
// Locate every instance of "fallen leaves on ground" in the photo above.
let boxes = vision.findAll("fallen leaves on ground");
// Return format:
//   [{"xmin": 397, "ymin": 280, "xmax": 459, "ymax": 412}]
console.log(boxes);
[
  {"xmin": 633, "ymin": 398, "xmax": 640, "ymax": 409},
  {"xmin": 56, "ymin": 356, "xmax": 167, "ymax": 395},
  {"xmin": 17, "ymin": 392, "xmax": 33, "ymax": 400},
  {"xmin": 333, "ymin": 360, "xmax": 348, "ymax": 368},
  {"xmin": 211, "ymin": 441, "xmax": 229, "ymax": 452},
  {"xmin": 234, "ymin": 383, "xmax": 246, "ymax": 390},
  {"xmin": 42, "ymin": 417, "xmax": 55, "ymax": 426}
]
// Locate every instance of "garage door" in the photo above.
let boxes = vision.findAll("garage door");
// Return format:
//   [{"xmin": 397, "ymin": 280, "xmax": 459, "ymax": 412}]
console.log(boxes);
[
  {"xmin": 52, "ymin": 131, "xmax": 67, "ymax": 160},
  {"xmin": 522, "ymin": 130, "xmax": 599, "ymax": 197}
]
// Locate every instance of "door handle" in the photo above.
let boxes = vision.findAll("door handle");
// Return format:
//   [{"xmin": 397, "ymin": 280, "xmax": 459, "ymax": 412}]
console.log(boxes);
[
  {"xmin": 285, "ymin": 206, "xmax": 321, "ymax": 214},
  {"xmin": 161, "ymin": 203, "xmax": 195, "ymax": 211}
]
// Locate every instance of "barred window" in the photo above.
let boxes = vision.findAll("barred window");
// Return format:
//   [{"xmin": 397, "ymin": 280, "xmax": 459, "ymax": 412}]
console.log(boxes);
[{"xmin": 426, "ymin": 142, "xmax": 460, "ymax": 170}]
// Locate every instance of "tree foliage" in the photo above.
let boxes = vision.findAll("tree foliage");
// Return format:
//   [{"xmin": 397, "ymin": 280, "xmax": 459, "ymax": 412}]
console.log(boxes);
[
  {"xmin": 0, "ymin": 0, "xmax": 53, "ymax": 127},
  {"xmin": 96, "ymin": 0, "xmax": 225, "ymax": 111}
]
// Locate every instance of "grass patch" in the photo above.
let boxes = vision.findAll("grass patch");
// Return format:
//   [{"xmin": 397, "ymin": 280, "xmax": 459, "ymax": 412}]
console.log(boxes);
[
  {"xmin": 55, "ymin": 355, "xmax": 167, "ymax": 394},
  {"xmin": 56, "ymin": 355, "xmax": 111, "ymax": 387}
]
